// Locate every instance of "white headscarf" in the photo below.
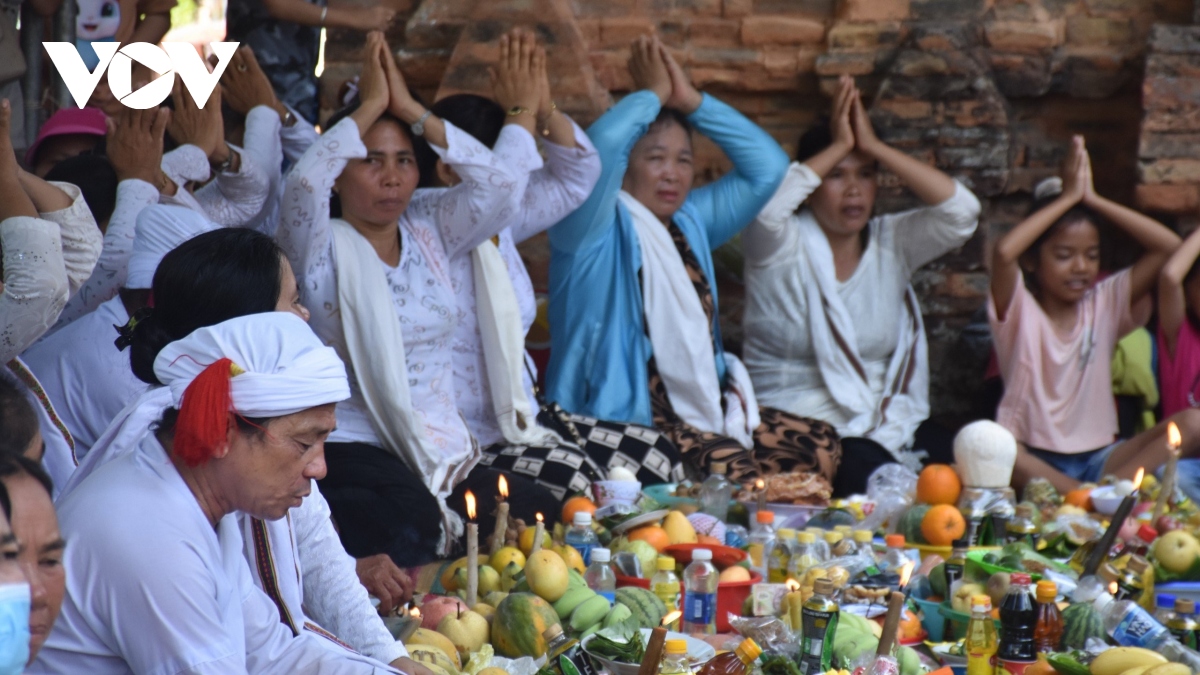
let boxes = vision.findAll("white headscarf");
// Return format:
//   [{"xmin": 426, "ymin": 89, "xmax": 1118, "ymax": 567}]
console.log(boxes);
[
  {"xmin": 59, "ymin": 312, "xmax": 349, "ymax": 498},
  {"xmin": 125, "ymin": 205, "xmax": 220, "ymax": 290}
]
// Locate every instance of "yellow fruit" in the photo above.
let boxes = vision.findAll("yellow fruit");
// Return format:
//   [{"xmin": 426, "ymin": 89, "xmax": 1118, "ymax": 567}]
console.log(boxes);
[
  {"xmin": 1088, "ymin": 647, "xmax": 1167, "ymax": 675},
  {"xmin": 441, "ymin": 555, "xmax": 490, "ymax": 593},
  {"xmin": 1143, "ymin": 665, "xmax": 1191, "ymax": 675},
  {"xmin": 490, "ymin": 546, "xmax": 527, "ymax": 572},
  {"xmin": 407, "ymin": 644, "xmax": 461, "ymax": 675},
  {"xmin": 718, "ymin": 566, "xmax": 751, "ymax": 583},
  {"xmin": 1116, "ymin": 667, "xmax": 1152, "ymax": 675},
  {"xmin": 406, "ymin": 629, "xmax": 462, "ymax": 669},
  {"xmin": 477, "ymin": 565, "xmax": 501, "ymax": 595},
  {"xmin": 553, "ymin": 544, "xmax": 586, "ymax": 575},
  {"xmin": 479, "ymin": 668, "xmax": 510, "ymax": 675},
  {"xmin": 518, "ymin": 528, "xmax": 552, "ymax": 555},
  {"xmin": 473, "ymin": 602, "xmax": 496, "ymax": 624},
  {"xmin": 663, "ymin": 511, "xmax": 698, "ymax": 545},
  {"xmin": 525, "ymin": 550, "xmax": 570, "ymax": 601}
]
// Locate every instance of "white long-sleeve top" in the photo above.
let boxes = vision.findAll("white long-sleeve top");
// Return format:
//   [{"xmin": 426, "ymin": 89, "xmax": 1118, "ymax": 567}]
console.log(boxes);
[
  {"xmin": 30, "ymin": 436, "xmax": 396, "ymax": 675},
  {"xmin": 0, "ymin": 183, "xmax": 100, "ymax": 362},
  {"xmin": 277, "ymin": 117, "xmax": 534, "ymax": 454},
  {"xmin": 241, "ymin": 104, "xmax": 320, "ymax": 237},
  {"xmin": 450, "ymin": 121, "xmax": 602, "ymax": 446},
  {"xmin": 742, "ymin": 162, "xmax": 980, "ymax": 444},
  {"xmin": 161, "ymin": 142, "xmax": 270, "ymax": 227}
]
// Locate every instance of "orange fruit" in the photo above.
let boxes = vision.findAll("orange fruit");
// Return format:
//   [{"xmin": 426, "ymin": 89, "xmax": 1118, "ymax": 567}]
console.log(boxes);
[
  {"xmin": 627, "ymin": 525, "xmax": 670, "ymax": 552},
  {"xmin": 697, "ymin": 534, "xmax": 722, "ymax": 546},
  {"xmin": 898, "ymin": 609, "xmax": 922, "ymax": 640},
  {"xmin": 1064, "ymin": 488, "xmax": 1093, "ymax": 511},
  {"xmin": 561, "ymin": 496, "xmax": 597, "ymax": 525},
  {"xmin": 921, "ymin": 504, "xmax": 966, "ymax": 546},
  {"xmin": 916, "ymin": 464, "xmax": 962, "ymax": 505}
]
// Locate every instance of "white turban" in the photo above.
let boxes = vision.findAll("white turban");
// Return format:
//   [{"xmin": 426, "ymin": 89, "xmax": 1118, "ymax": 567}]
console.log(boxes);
[{"xmin": 125, "ymin": 205, "xmax": 219, "ymax": 290}]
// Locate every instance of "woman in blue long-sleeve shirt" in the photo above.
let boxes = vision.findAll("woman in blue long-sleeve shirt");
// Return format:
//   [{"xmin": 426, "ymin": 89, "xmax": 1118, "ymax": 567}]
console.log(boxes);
[{"xmin": 546, "ymin": 36, "xmax": 841, "ymax": 486}]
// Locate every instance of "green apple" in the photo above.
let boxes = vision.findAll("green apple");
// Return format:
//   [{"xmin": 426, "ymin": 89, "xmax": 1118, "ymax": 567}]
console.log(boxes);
[
  {"xmin": 437, "ymin": 608, "xmax": 490, "ymax": 656},
  {"xmin": 1154, "ymin": 530, "xmax": 1200, "ymax": 574}
]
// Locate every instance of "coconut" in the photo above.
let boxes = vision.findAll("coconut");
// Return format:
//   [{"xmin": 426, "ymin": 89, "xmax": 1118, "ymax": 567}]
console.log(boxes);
[{"xmin": 953, "ymin": 421, "xmax": 1017, "ymax": 488}]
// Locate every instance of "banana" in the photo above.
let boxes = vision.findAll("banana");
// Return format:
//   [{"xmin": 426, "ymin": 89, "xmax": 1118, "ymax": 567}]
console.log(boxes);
[
  {"xmin": 553, "ymin": 587, "xmax": 597, "ymax": 620},
  {"xmin": 568, "ymin": 569, "xmax": 587, "ymax": 589},
  {"xmin": 1089, "ymin": 647, "xmax": 1167, "ymax": 675},
  {"xmin": 1143, "ymin": 665, "xmax": 1192, "ymax": 675},
  {"xmin": 1116, "ymin": 667, "xmax": 1153, "ymax": 675},
  {"xmin": 570, "ymin": 595, "xmax": 612, "ymax": 632},
  {"xmin": 603, "ymin": 603, "xmax": 633, "ymax": 628},
  {"xmin": 499, "ymin": 562, "xmax": 523, "ymax": 593}
]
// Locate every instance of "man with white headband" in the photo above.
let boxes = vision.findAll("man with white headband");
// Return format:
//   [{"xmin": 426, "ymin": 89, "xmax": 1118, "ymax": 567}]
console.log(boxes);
[{"xmin": 30, "ymin": 313, "xmax": 397, "ymax": 674}]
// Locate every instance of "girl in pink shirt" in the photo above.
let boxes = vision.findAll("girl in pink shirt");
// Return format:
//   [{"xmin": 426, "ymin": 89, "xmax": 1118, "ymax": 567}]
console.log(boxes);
[
  {"xmin": 989, "ymin": 136, "xmax": 1187, "ymax": 493},
  {"xmin": 1158, "ymin": 225, "xmax": 1200, "ymax": 418}
]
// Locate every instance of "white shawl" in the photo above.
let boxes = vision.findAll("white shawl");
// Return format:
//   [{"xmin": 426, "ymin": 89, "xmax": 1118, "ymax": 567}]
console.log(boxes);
[
  {"xmin": 621, "ymin": 192, "xmax": 759, "ymax": 448},
  {"xmin": 470, "ymin": 240, "xmax": 562, "ymax": 447},
  {"xmin": 329, "ymin": 219, "xmax": 473, "ymax": 555},
  {"xmin": 794, "ymin": 210, "xmax": 928, "ymax": 469}
]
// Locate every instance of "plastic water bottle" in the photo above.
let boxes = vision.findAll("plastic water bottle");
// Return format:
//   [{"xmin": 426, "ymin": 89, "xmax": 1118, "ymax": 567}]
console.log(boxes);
[
  {"xmin": 652, "ymin": 557, "xmax": 681, "ymax": 630},
  {"xmin": 788, "ymin": 532, "xmax": 821, "ymax": 582},
  {"xmin": 565, "ymin": 512, "xmax": 599, "ymax": 566},
  {"xmin": 1155, "ymin": 594, "xmax": 1178, "ymax": 625},
  {"xmin": 878, "ymin": 534, "xmax": 909, "ymax": 575},
  {"xmin": 682, "ymin": 548, "xmax": 718, "ymax": 635},
  {"xmin": 769, "ymin": 529, "xmax": 796, "ymax": 583},
  {"xmin": 746, "ymin": 511, "xmax": 776, "ymax": 580},
  {"xmin": 1092, "ymin": 592, "xmax": 1200, "ymax": 670},
  {"xmin": 698, "ymin": 462, "xmax": 734, "ymax": 523},
  {"xmin": 805, "ymin": 527, "xmax": 831, "ymax": 562},
  {"xmin": 584, "ymin": 548, "xmax": 616, "ymax": 605}
]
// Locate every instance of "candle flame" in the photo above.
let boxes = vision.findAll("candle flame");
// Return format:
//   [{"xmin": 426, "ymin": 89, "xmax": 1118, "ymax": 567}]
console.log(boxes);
[
  {"xmin": 536, "ymin": 512, "xmax": 544, "ymax": 523},
  {"xmin": 1169, "ymin": 422, "xmax": 1182, "ymax": 452},
  {"xmin": 498, "ymin": 474, "xmax": 509, "ymax": 499},
  {"xmin": 662, "ymin": 610, "xmax": 682, "ymax": 626},
  {"xmin": 898, "ymin": 561, "xmax": 914, "ymax": 588},
  {"xmin": 1109, "ymin": 581, "xmax": 1118, "ymax": 595},
  {"xmin": 465, "ymin": 491, "xmax": 477, "ymax": 520},
  {"xmin": 785, "ymin": 579, "xmax": 801, "ymax": 591},
  {"xmin": 755, "ymin": 479, "xmax": 765, "ymax": 490},
  {"xmin": 410, "ymin": 606, "xmax": 421, "ymax": 618},
  {"xmin": 1133, "ymin": 467, "xmax": 1145, "ymax": 490}
]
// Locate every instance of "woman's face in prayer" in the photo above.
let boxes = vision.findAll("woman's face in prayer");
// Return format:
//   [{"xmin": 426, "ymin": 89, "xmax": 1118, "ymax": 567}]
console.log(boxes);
[
  {"xmin": 275, "ymin": 256, "xmax": 310, "ymax": 322},
  {"xmin": 220, "ymin": 404, "xmax": 336, "ymax": 521},
  {"xmin": 622, "ymin": 120, "xmax": 694, "ymax": 223},
  {"xmin": 809, "ymin": 150, "xmax": 878, "ymax": 239},
  {"xmin": 2, "ymin": 474, "xmax": 63, "ymax": 665},
  {"xmin": 335, "ymin": 119, "xmax": 420, "ymax": 229},
  {"xmin": 1031, "ymin": 218, "xmax": 1101, "ymax": 306}
]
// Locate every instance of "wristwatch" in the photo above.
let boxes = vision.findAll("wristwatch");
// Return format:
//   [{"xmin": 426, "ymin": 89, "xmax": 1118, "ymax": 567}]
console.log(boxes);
[
  {"xmin": 210, "ymin": 146, "xmax": 234, "ymax": 173},
  {"xmin": 280, "ymin": 109, "xmax": 297, "ymax": 128},
  {"xmin": 411, "ymin": 109, "xmax": 432, "ymax": 137},
  {"xmin": 507, "ymin": 106, "xmax": 532, "ymax": 118}
]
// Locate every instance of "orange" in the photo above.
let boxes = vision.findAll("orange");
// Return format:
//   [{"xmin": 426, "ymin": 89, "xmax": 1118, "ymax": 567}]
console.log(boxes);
[
  {"xmin": 561, "ymin": 496, "xmax": 597, "ymax": 525},
  {"xmin": 627, "ymin": 525, "xmax": 670, "ymax": 552},
  {"xmin": 1064, "ymin": 488, "xmax": 1093, "ymax": 511},
  {"xmin": 921, "ymin": 504, "xmax": 967, "ymax": 547},
  {"xmin": 697, "ymin": 534, "xmax": 722, "ymax": 546},
  {"xmin": 916, "ymin": 464, "xmax": 962, "ymax": 505},
  {"xmin": 898, "ymin": 609, "xmax": 922, "ymax": 640}
]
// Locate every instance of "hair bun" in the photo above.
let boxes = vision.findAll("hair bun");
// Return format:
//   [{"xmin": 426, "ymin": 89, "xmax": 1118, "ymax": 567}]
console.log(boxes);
[{"xmin": 1034, "ymin": 177, "xmax": 1063, "ymax": 201}]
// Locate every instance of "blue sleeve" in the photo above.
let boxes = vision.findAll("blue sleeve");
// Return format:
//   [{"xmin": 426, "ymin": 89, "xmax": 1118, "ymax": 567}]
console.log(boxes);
[
  {"xmin": 548, "ymin": 90, "xmax": 662, "ymax": 254},
  {"xmin": 684, "ymin": 93, "xmax": 789, "ymax": 249}
]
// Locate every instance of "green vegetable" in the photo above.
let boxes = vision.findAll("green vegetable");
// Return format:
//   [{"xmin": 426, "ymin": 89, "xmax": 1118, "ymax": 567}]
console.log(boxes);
[
  {"xmin": 761, "ymin": 655, "xmax": 802, "ymax": 675},
  {"xmin": 1046, "ymin": 651, "xmax": 1091, "ymax": 675},
  {"xmin": 584, "ymin": 627, "xmax": 645, "ymax": 663}
]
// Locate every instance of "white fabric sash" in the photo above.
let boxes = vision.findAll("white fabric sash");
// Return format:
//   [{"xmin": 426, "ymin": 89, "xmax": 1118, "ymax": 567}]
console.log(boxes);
[
  {"xmin": 621, "ymin": 192, "xmax": 757, "ymax": 448},
  {"xmin": 470, "ymin": 240, "xmax": 562, "ymax": 447},
  {"xmin": 330, "ymin": 219, "xmax": 469, "ymax": 555},
  {"xmin": 794, "ymin": 210, "xmax": 928, "ymax": 468}
]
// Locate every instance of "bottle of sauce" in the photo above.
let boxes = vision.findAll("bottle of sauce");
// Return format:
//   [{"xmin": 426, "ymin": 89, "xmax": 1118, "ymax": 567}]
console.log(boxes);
[
  {"xmin": 1115, "ymin": 556, "xmax": 1149, "ymax": 603},
  {"xmin": 1168, "ymin": 598, "xmax": 1199, "ymax": 650},
  {"xmin": 659, "ymin": 639, "xmax": 694, "ymax": 675},
  {"xmin": 798, "ymin": 578, "xmax": 839, "ymax": 675},
  {"xmin": 1033, "ymin": 580, "xmax": 1063, "ymax": 654},
  {"xmin": 997, "ymin": 573, "xmax": 1037, "ymax": 674},
  {"xmin": 695, "ymin": 638, "xmax": 762, "ymax": 675},
  {"xmin": 768, "ymin": 529, "xmax": 795, "ymax": 583},
  {"xmin": 651, "ymin": 557, "xmax": 681, "ymax": 631},
  {"xmin": 965, "ymin": 594, "xmax": 997, "ymax": 675},
  {"xmin": 543, "ymin": 624, "xmax": 599, "ymax": 675},
  {"xmin": 1006, "ymin": 504, "xmax": 1039, "ymax": 548}
]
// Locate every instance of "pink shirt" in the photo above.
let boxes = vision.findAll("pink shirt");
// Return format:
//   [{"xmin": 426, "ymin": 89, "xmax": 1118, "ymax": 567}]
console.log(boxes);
[
  {"xmin": 1158, "ymin": 319, "xmax": 1200, "ymax": 418},
  {"xmin": 988, "ymin": 269, "xmax": 1145, "ymax": 453}
]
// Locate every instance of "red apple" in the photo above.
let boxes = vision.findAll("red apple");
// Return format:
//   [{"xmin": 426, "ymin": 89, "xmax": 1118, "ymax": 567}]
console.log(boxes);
[
  {"xmin": 420, "ymin": 595, "xmax": 469, "ymax": 631},
  {"xmin": 1156, "ymin": 514, "xmax": 1184, "ymax": 534},
  {"xmin": 1118, "ymin": 517, "xmax": 1140, "ymax": 542}
]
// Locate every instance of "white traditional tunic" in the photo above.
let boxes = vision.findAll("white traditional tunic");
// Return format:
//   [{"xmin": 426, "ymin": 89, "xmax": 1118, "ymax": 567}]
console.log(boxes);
[
  {"xmin": 242, "ymin": 104, "xmax": 320, "ymax": 237},
  {"xmin": 450, "ymin": 121, "xmax": 600, "ymax": 447},
  {"xmin": 30, "ymin": 436, "xmax": 394, "ymax": 675},
  {"xmin": 160, "ymin": 141, "xmax": 270, "ymax": 227}
]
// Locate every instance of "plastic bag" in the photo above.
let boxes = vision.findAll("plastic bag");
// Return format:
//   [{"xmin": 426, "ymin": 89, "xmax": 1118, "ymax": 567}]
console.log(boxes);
[
  {"xmin": 860, "ymin": 464, "xmax": 918, "ymax": 533},
  {"xmin": 491, "ymin": 656, "xmax": 541, "ymax": 675},
  {"xmin": 727, "ymin": 614, "xmax": 799, "ymax": 658}
]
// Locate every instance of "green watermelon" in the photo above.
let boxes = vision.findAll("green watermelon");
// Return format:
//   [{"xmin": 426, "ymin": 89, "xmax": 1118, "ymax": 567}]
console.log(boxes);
[
  {"xmin": 491, "ymin": 592, "xmax": 560, "ymax": 658},
  {"xmin": 1061, "ymin": 601, "xmax": 1105, "ymax": 650},
  {"xmin": 897, "ymin": 505, "xmax": 931, "ymax": 545},
  {"xmin": 615, "ymin": 587, "xmax": 667, "ymax": 628}
]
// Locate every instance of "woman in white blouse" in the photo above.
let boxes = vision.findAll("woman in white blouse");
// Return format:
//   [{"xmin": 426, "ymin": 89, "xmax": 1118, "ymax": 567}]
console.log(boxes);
[
  {"xmin": 743, "ymin": 76, "xmax": 981, "ymax": 495},
  {"xmin": 277, "ymin": 32, "xmax": 552, "ymax": 564}
]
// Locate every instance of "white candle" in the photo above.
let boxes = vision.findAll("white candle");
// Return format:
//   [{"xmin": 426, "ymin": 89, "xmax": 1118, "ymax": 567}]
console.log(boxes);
[
  {"xmin": 531, "ymin": 513, "xmax": 546, "ymax": 554},
  {"xmin": 1156, "ymin": 422, "xmax": 1182, "ymax": 521},
  {"xmin": 465, "ymin": 491, "xmax": 478, "ymax": 609},
  {"xmin": 492, "ymin": 475, "xmax": 510, "ymax": 555}
]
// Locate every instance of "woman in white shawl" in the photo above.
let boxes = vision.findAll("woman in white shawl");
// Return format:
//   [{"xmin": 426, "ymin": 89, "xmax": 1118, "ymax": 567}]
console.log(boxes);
[{"xmin": 743, "ymin": 75, "xmax": 981, "ymax": 495}]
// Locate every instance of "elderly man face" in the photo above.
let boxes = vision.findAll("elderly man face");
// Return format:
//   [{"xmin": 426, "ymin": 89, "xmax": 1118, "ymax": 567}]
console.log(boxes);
[{"xmin": 215, "ymin": 403, "xmax": 337, "ymax": 521}]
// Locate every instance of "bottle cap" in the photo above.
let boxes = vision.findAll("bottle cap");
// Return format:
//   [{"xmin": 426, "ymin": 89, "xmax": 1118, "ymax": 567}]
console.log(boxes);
[
  {"xmin": 1099, "ymin": 564, "xmax": 1120, "ymax": 583},
  {"xmin": 971, "ymin": 595, "xmax": 992, "ymax": 612},
  {"xmin": 834, "ymin": 525, "xmax": 853, "ymax": 535},
  {"xmin": 1010, "ymin": 573, "xmax": 1032, "ymax": 585},
  {"xmin": 1035, "ymin": 580, "xmax": 1057, "ymax": 602},
  {"xmin": 711, "ymin": 462, "xmax": 728, "ymax": 475},
  {"xmin": 951, "ymin": 538, "xmax": 969, "ymax": 550},
  {"xmin": 1158, "ymin": 593, "xmax": 1178, "ymax": 609},
  {"xmin": 813, "ymin": 578, "xmax": 834, "ymax": 595},
  {"xmin": 1138, "ymin": 524, "xmax": 1159, "ymax": 543},
  {"xmin": 805, "ymin": 527, "xmax": 823, "ymax": 536},
  {"xmin": 735, "ymin": 638, "xmax": 762, "ymax": 663},
  {"xmin": 854, "ymin": 530, "xmax": 874, "ymax": 543},
  {"xmin": 1128, "ymin": 556, "xmax": 1149, "ymax": 574},
  {"xmin": 778, "ymin": 528, "xmax": 798, "ymax": 541},
  {"xmin": 692, "ymin": 548, "xmax": 713, "ymax": 562},
  {"xmin": 824, "ymin": 532, "xmax": 844, "ymax": 544},
  {"xmin": 665, "ymin": 640, "xmax": 688, "ymax": 654},
  {"xmin": 543, "ymin": 624, "xmax": 564, "ymax": 640},
  {"xmin": 573, "ymin": 512, "xmax": 592, "ymax": 526},
  {"xmin": 756, "ymin": 511, "xmax": 775, "ymax": 524},
  {"xmin": 796, "ymin": 532, "xmax": 816, "ymax": 544},
  {"xmin": 657, "ymin": 556, "xmax": 676, "ymax": 572},
  {"xmin": 591, "ymin": 548, "xmax": 610, "ymax": 563},
  {"xmin": 885, "ymin": 534, "xmax": 905, "ymax": 548},
  {"xmin": 1178, "ymin": 598, "xmax": 1196, "ymax": 614}
]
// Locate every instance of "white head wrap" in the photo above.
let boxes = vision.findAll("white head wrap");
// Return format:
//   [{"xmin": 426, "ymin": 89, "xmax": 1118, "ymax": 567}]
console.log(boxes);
[
  {"xmin": 125, "ymin": 205, "xmax": 220, "ymax": 290},
  {"xmin": 59, "ymin": 312, "xmax": 349, "ymax": 498}
]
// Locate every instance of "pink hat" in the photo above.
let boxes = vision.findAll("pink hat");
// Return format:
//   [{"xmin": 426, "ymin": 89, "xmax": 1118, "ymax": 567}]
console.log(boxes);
[{"xmin": 25, "ymin": 107, "xmax": 108, "ymax": 166}]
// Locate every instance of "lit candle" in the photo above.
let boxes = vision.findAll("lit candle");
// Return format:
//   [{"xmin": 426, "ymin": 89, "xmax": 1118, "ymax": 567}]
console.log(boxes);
[
  {"xmin": 1084, "ymin": 467, "xmax": 1144, "ymax": 577},
  {"xmin": 897, "ymin": 561, "xmax": 914, "ymax": 599},
  {"xmin": 756, "ymin": 478, "xmax": 767, "ymax": 512},
  {"xmin": 784, "ymin": 579, "xmax": 803, "ymax": 635},
  {"xmin": 491, "ymin": 475, "xmax": 510, "ymax": 555},
  {"xmin": 1155, "ymin": 423, "xmax": 1182, "ymax": 522},
  {"xmin": 465, "ymin": 491, "xmax": 479, "ymax": 609},
  {"xmin": 661, "ymin": 609, "xmax": 681, "ymax": 633},
  {"xmin": 531, "ymin": 513, "xmax": 546, "ymax": 554},
  {"xmin": 870, "ymin": 591, "xmax": 907, "ymax": 675}
]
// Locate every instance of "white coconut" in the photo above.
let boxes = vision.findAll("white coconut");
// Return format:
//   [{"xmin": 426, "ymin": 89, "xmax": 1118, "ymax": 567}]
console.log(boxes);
[{"xmin": 953, "ymin": 420, "xmax": 1018, "ymax": 489}]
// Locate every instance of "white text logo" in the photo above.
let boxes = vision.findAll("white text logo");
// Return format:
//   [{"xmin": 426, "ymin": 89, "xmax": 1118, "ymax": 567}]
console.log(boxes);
[{"xmin": 43, "ymin": 42, "xmax": 239, "ymax": 109}]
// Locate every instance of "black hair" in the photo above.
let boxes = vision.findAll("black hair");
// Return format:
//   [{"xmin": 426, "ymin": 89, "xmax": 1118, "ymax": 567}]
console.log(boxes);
[
  {"xmin": 416, "ymin": 94, "xmax": 504, "ymax": 188},
  {"xmin": 1021, "ymin": 189, "xmax": 1102, "ymax": 281},
  {"xmin": 324, "ymin": 94, "xmax": 428, "ymax": 217},
  {"xmin": 0, "ymin": 453, "xmax": 54, "ymax": 503},
  {"xmin": 648, "ymin": 107, "xmax": 693, "ymax": 138},
  {"xmin": 44, "ymin": 154, "xmax": 119, "ymax": 226},
  {"xmin": 154, "ymin": 406, "xmax": 271, "ymax": 442},
  {"xmin": 127, "ymin": 228, "xmax": 285, "ymax": 386},
  {"xmin": 796, "ymin": 120, "xmax": 833, "ymax": 164},
  {"xmin": 0, "ymin": 379, "xmax": 38, "ymax": 459}
]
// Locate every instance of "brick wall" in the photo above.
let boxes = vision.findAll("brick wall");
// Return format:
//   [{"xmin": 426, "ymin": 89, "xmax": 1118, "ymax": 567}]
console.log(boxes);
[{"xmin": 320, "ymin": 0, "xmax": 1191, "ymax": 427}]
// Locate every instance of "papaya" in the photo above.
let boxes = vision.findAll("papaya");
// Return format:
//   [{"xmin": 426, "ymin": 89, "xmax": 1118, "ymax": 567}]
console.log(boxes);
[{"xmin": 491, "ymin": 592, "xmax": 560, "ymax": 658}]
